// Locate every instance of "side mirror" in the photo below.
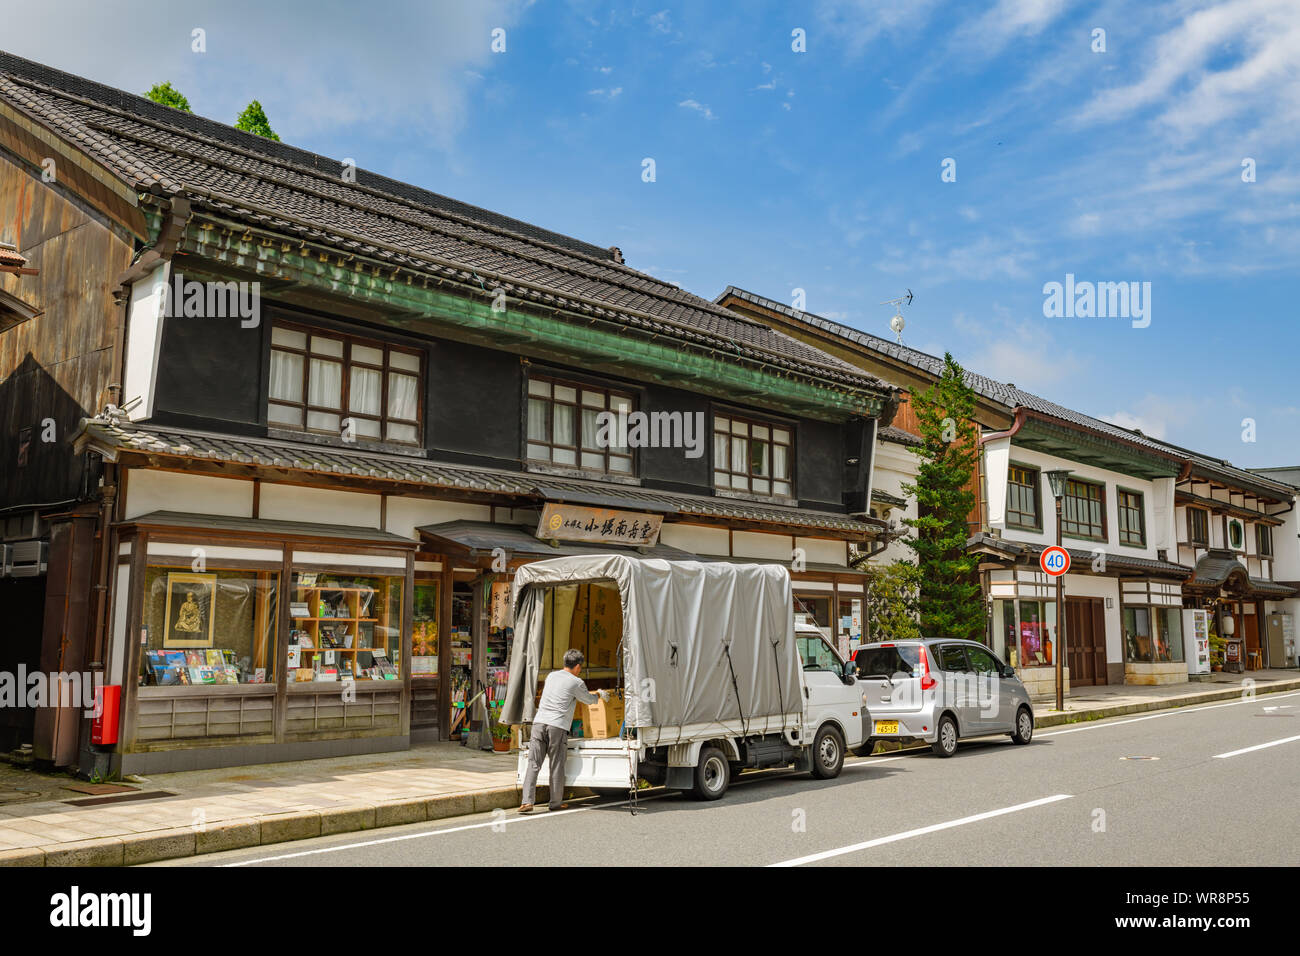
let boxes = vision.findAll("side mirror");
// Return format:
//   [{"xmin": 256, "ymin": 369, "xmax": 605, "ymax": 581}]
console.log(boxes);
[
  {"xmin": 841, "ymin": 671, "xmax": 856, "ymax": 686},
  {"xmin": 1001, "ymin": 665, "xmax": 1016, "ymax": 679}
]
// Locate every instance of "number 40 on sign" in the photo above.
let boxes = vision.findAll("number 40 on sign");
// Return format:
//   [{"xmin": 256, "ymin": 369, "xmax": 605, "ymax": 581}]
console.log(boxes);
[{"xmin": 1040, "ymin": 546, "xmax": 1070, "ymax": 577}]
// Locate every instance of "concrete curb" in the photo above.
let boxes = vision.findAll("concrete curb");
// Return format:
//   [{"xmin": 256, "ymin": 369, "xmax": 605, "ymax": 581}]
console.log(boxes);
[
  {"xmin": 5, "ymin": 681, "xmax": 1298, "ymax": 867},
  {"xmin": 4, "ymin": 783, "xmax": 530, "ymax": 867},
  {"xmin": 1032, "ymin": 678, "xmax": 1300, "ymax": 729}
]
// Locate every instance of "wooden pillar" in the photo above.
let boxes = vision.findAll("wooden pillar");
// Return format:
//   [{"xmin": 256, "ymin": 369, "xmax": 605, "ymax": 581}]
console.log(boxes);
[{"xmin": 438, "ymin": 557, "xmax": 452, "ymax": 740}]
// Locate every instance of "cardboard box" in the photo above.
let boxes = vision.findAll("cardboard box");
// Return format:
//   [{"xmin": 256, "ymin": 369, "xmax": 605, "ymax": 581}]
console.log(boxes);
[{"xmin": 576, "ymin": 693, "xmax": 625, "ymax": 740}]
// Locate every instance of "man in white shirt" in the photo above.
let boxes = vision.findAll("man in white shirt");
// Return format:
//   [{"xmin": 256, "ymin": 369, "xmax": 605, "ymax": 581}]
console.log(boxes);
[{"xmin": 520, "ymin": 648, "xmax": 606, "ymax": 812}]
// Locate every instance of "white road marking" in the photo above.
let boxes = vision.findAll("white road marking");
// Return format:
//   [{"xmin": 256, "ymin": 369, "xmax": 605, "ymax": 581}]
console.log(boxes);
[
  {"xmin": 767, "ymin": 794, "xmax": 1073, "ymax": 867},
  {"xmin": 220, "ymin": 795, "xmax": 662, "ymax": 866},
  {"xmin": 1038, "ymin": 690, "xmax": 1300, "ymax": 738},
  {"xmin": 1212, "ymin": 734, "xmax": 1300, "ymax": 759}
]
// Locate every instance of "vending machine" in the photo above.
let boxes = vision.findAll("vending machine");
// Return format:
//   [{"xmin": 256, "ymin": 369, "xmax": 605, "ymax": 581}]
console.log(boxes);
[{"xmin": 1183, "ymin": 608, "xmax": 1210, "ymax": 675}]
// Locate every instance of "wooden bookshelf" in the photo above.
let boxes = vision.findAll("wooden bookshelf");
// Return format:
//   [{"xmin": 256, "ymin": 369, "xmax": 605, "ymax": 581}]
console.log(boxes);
[{"xmin": 290, "ymin": 584, "xmax": 392, "ymax": 677}]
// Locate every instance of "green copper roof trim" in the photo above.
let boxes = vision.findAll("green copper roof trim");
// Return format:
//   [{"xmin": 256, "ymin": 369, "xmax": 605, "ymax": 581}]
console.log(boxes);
[
  {"xmin": 1015, "ymin": 419, "xmax": 1179, "ymax": 480},
  {"xmin": 155, "ymin": 207, "xmax": 888, "ymax": 421}
]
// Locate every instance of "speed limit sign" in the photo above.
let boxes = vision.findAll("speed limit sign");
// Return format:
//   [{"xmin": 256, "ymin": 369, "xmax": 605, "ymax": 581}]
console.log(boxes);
[{"xmin": 1040, "ymin": 546, "xmax": 1070, "ymax": 577}]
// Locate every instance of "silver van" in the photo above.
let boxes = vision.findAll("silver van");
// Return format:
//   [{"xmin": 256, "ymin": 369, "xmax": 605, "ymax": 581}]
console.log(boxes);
[{"xmin": 848, "ymin": 639, "xmax": 1035, "ymax": 757}]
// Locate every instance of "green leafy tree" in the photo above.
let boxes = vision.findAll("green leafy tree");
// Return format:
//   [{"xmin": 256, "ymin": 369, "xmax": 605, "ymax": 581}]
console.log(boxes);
[
  {"xmin": 862, "ymin": 560, "xmax": 922, "ymax": 643},
  {"xmin": 145, "ymin": 82, "xmax": 191, "ymax": 112},
  {"xmin": 235, "ymin": 100, "xmax": 280, "ymax": 141},
  {"xmin": 901, "ymin": 353, "xmax": 984, "ymax": 640}
]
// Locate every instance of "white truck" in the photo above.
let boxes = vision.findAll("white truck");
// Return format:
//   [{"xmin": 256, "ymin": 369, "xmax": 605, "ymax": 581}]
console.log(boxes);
[{"xmin": 498, "ymin": 554, "xmax": 868, "ymax": 801}]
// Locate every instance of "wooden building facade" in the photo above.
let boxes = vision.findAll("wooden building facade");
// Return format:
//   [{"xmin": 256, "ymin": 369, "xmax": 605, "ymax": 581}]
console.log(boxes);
[{"xmin": 0, "ymin": 53, "xmax": 900, "ymax": 774}]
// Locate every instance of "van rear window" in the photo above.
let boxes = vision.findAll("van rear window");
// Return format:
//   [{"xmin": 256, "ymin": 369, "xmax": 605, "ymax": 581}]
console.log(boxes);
[{"xmin": 853, "ymin": 645, "xmax": 922, "ymax": 679}]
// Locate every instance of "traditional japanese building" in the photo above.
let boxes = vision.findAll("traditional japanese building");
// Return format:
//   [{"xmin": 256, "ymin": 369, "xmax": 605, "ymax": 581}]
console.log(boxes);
[{"xmin": 0, "ymin": 52, "xmax": 901, "ymax": 774}]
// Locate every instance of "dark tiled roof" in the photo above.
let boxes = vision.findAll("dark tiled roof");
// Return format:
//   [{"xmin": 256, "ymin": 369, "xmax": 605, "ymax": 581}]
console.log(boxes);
[
  {"xmin": 966, "ymin": 532, "xmax": 1193, "ymax": 579},
  {"xmin": 1186, "ymin": 550, "xmax": 1297, "ymax": 596},
  {"xmin": 123, "ymin": 510, "xmax": 417, "ymax": 546},
  {"xmin": 0, "ymin": 51, "xmax": 889, "ymax": 392},
  {"xmin": 0, "ymin": 242, "xmax": 28, "ymax": 269},
  {"xmin": 719, "ymin": 286, "xmax": 1257, "ymax": 469},
  {"xmin": 870, "ymin": 489, "xmax": 908, "ymax": 507},
  {"xmin": 75, "ymin": 418, "xmax": 884, "ymax": 537},
  {"xmin": 878, "ymin": 425, "xmax": 923, "ymax": 448}
]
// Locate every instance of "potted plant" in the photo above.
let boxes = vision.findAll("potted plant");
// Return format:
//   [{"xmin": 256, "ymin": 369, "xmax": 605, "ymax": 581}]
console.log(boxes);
[
  {"xmin": 491, "ymin": 722, "xmax": 513, "ymax": 752},
  {"xmin": 1209, "ymin": 627, "xmax": 1226, "ymax": 672}
]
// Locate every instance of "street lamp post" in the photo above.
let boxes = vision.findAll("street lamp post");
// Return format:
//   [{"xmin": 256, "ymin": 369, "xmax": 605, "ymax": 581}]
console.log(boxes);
[{"xmin": 1044, "ymin": 469, "xmax": 1072, "ymax": 712}]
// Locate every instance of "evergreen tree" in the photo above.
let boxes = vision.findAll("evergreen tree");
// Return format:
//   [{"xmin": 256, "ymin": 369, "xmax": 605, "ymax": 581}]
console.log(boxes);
[
  {"xmin": 901, "ymin": 353, "xmax": 984, "ymax": 640},
  {"xmin": 862, "ymin": 560, "xmax": 922, "ymax": 642},
  {"xmin": 235, "ymin": 100, "xmax": 280, "ymax": 141},
  {"xmin": 145, "ymin": 82, "xmax": 191, "ymax": 112}
]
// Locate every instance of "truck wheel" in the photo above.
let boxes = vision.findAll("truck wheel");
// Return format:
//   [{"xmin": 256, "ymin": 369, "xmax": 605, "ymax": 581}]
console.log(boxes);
[
  {"xmin": 1010, "ymin": 706, "xmax": 1034, "ymax": 745},
  {"xmin": 931, "ymin": 714, "xmax": 959, "ymax": 757},
  {"xmin": 810, "ymin": 725, "xmax": 845, "ymax": 779},
  {"xmin": 692, "ymin": 746, "xmax": 730, "ymax": 801}
]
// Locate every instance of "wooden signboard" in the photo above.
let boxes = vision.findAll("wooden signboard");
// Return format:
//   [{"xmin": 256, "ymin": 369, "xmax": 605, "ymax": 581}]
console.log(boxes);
[{"xmin": 536, "ymin": 502, "xmax": 663, "ymax": 547}]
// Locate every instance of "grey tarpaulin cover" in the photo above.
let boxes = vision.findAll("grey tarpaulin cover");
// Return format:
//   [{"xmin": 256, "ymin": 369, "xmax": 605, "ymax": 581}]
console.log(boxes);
[{"xmin": 498, "ymin": 555, "xmax": 800, "ymax": 730}]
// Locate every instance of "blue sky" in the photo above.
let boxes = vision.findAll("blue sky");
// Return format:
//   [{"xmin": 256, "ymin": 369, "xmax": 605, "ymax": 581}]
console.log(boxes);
[{"xmin": 9, "ymin": 0, "xmax": 1300, "ymax": 465}]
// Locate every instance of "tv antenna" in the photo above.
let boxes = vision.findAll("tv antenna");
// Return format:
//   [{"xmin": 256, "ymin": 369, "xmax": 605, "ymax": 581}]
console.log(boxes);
[{"xmin": 879, "ymin": 289, "xmax": 913, "ymax": 344}]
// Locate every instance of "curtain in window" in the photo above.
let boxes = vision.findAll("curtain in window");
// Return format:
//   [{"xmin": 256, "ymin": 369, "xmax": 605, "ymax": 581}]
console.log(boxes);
[
  {"xmin": 350, "ymin": 366, "xmax": 382, "ymax": 416},
  {"xmin": 308, "ymin": 358, "xmax": 342, "ymax": 408},
  {"xmin": 387, "ymin": 372, "xmax": 418, "ymax": 421},
  {"xmin": 269, "ymin": 350, "xmax": 303, "ymax": 402}
]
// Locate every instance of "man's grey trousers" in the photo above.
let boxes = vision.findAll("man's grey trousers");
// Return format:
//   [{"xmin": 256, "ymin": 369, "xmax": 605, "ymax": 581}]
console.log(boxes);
[{"xmin": 522, "ymin": 723, "xmax": 568, "ymax": 809}]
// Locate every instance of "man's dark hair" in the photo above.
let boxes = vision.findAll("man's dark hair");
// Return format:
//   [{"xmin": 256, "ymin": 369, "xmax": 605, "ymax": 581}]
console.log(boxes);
[{"xmin": 563, "ymin": 648, "xmax": 585, "ymax": 670}]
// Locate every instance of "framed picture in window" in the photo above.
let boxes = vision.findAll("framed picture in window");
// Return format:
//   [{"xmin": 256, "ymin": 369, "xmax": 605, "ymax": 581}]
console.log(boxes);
[{"xmin": 162, "ymin": 572, "xmax": 218, "ymax": 648}]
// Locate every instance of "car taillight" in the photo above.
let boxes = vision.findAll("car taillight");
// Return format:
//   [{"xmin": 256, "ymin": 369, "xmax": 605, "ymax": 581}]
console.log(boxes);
[{"xmin": 918, "ymin": 646, "xmax": 936, "ymax": 691}]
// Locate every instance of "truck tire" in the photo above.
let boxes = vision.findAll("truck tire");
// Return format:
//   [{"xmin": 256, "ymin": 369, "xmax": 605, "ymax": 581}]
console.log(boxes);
[
  {"xmin": 691, "ymin": 746, "xmax": 730, "ymax": 800},
  {"xmin": 931, "ymin": 714, "xmax": 959, "ymax": 757},
  {"xmin": 810, "ymin": 725, "xmax": 845, "ymax": 779}
]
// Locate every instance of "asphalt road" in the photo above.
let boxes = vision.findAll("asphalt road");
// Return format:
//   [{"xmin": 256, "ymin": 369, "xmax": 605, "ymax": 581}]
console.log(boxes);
[{"xmin": 159, "ymin": 689, "xmax": 1300, "ymax": 867}]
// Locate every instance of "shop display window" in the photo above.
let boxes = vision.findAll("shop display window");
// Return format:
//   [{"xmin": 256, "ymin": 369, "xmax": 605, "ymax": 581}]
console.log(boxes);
[
  {"xmin": 1124, "ymin": 605, "xmax": 1185, "ymax": 663},
  {"xmin": 139, "ymin": 567, "xmax": 279, "ymax": 685},
  {"xmin": 412, "ymin": 581, "xmax": 439, "ymax": 679},
  {"xmin": 287, "ymin": 571, "xmax": 402, "ymax": 682},
  {"xmin": 993, "ymin": 598, "xmax": 1057, "ymax": 669}
]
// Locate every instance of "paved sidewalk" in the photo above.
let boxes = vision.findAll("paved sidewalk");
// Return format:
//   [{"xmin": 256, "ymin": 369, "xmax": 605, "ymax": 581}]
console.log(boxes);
[{"xmin": 2, "ymin": 669, "xmax": 1297, "ymax": 866}]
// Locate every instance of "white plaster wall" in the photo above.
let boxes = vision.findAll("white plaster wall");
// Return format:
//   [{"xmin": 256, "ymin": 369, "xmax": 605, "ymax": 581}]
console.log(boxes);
[
  {"xmin": 125, "ymin": 470, "xmax": 255, "ymax": 519},
  {"xmin": 660, "ymin": 523, "xmax": 729, "ymax": 556},
  {"xmin": 990, "ymin": 442, "xmax": 1167, "ymax": 563},
  {"xmin": 383, "ymin": 496, "xmax": 492, "ymax": 540},
  {"xmin": 1272, "ymin": 509, "xmax": 1300, "ymax": 581},
  {"xmin": 732, "ymin": 530, "xmax": 794, "ymax": 561},
  {"xmin": 259, "ymin": 484, "xmax": 381, "ymax": 528},
  {"xmin": 795, "ymin": 537, "xmax": 847, "ymax": 567},
  {"xmin": 122, "ymin": 261, "xmax": 170, "ymax": 421}
]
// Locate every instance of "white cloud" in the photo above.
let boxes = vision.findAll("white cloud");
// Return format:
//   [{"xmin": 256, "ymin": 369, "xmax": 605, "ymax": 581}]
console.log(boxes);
[
  {"xmin": 1, "ymin": 0, "xmax": 535, "ymax": 151},
  {"xmin": 678, "ymin": 98, "xmax": 716, "ymax": 120},
  {"xmin": 648, "ymin": 10, "xmax": 673, "ymax": 34}
]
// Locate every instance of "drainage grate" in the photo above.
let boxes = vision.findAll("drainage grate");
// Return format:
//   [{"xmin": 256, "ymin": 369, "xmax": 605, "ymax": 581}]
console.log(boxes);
[
  {"xmin": 62, "ymin": 790, "xmax": 177, "ymax": 807},
  {"xmin": 62, "ymin": 783, "xmax": 138, "ymax": 796}
]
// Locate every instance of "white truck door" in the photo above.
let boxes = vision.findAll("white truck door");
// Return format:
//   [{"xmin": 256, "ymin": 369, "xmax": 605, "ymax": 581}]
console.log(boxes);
[{"xmin": 796, "ymin": 631, "xmax": 868, "ymax": 748}]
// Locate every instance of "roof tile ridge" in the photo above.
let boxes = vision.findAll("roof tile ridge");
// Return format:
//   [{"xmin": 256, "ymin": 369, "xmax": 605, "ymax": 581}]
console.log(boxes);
[{"xmin": 0, "ymin": 72, "xmax": 177, "ymax": 192}]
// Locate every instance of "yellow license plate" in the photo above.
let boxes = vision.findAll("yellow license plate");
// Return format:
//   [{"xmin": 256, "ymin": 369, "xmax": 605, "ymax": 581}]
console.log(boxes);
[{"xmin": 875, "ymin": 720, "xmax": 899, "ymax": 734}]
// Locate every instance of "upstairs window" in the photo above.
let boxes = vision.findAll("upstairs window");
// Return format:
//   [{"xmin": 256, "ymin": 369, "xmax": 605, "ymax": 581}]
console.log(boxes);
[
  {"xmin": 1006, "ymin": 465, "xmax": 1040, "ymax": 529},
  {"xmin": 1117, "ymin": 489, "xmax": 1146, "ymax": 547},
  {"xmin": 1061, "ymin": 478, "xmax": 1105, "ymax": 540},
  {"xmin": 526, "ymin": 376, "xmax": 634, "ymax": 475},
  {"xmin": 714, "ymin": 415, "xmax": 793, "ymax": 498},
  {"xmin": 1256, "ymin": 524, "xmax": 1273, "ymax": 557},
  {"xmin": 1187, "ymin": 507, "xmax": 1209, "ymax": 546},
  {"xmin": 268, "ymin": 325, "xmax": 422, "ymax": 445}
]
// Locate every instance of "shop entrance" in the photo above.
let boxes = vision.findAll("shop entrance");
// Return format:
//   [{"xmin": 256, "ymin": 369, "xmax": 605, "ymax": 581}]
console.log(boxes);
[{"xmin": 1065, "ymin": 596, "xmax": 1107, "ymax": 686}]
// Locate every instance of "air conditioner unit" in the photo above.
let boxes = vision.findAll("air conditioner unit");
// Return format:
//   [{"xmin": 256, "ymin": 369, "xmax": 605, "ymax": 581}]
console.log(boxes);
[
  {"xmin": 1226, "ymin": 517, "xmax": 1246, "ymax": 553},
  {"xmin": 8, "ymin": 539, "xmax": 47, "ymax": 577}
]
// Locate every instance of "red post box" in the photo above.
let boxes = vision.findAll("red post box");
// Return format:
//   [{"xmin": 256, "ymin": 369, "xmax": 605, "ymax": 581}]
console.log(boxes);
[{"xmin": 91, "ymin": 685, "xmax": 121, "ymax": 745}]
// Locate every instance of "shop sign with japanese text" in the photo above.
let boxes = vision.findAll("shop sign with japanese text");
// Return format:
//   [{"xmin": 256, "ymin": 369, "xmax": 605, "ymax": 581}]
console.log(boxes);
[{"xmin": 536, "ymin": 503, "xmax": 663, "ymax": 547}]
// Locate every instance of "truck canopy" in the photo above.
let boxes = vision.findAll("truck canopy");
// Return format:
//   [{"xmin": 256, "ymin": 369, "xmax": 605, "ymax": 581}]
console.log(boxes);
[{"xmin": 498, "ymin": 555, "xmax": 801, "ymax": 732}]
